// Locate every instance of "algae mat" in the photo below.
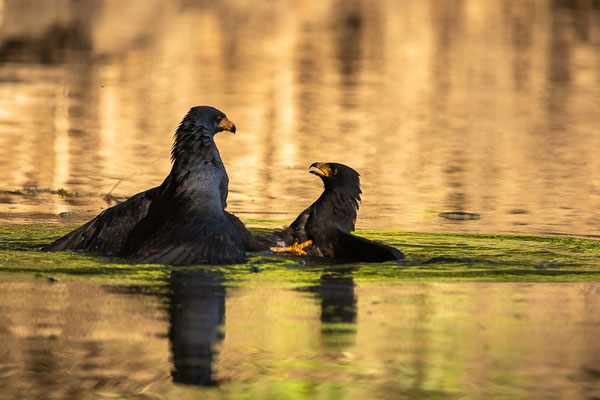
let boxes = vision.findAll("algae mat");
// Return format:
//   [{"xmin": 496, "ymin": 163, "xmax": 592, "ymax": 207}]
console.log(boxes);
[
  {"xmin": 1, "ymin": 224, "xmax": 600, "ymax": 399},
  {"xmin": 1, "ymin": 224, "xmax": 599, "ymax": 283}
]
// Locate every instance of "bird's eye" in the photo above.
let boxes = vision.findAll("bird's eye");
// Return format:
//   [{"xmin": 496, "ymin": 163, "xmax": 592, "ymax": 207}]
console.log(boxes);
[
  {"xmin": 332, "ymin": 168, "xmax": 338, "ymax": 175},
  {"xmin": 215, "ymin": 116, "xmax": 223, "ymax": 124}
]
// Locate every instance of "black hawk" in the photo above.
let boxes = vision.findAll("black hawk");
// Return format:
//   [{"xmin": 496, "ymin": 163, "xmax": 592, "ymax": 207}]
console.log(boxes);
[
  {"xmin": 43, "ymin": 106, "xmax": 245, "ymax": 265},
  {"xmin": 229, "ymin": 162, "xmax": 404, "ymax": 262}
]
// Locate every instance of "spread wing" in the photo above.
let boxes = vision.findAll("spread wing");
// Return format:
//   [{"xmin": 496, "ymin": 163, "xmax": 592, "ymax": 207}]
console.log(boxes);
[{"xmin": 42, "ymin": 187, "xmax": 158, "ymax": 255}]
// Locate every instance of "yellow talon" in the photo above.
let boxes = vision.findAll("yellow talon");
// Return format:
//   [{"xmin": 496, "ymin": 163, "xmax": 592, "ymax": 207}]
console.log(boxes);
[{"xmin": 270, "ymin": 239, "xmax": 313, "ymax": 256}]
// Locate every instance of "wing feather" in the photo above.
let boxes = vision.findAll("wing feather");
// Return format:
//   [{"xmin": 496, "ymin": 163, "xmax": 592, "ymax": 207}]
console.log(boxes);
[{"xmin": 42, "ymin": 187, "xmax": 158, "ymax": 255}]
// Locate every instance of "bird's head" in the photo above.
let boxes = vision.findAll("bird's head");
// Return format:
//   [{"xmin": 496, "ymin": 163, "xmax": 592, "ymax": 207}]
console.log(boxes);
[
  {"xmin": 309, "ymin": 162, "xmax": 361, "ymax": 195},
  {"xmin": 172, "ymin": 106, "xmax": 236, "ymax": 161},
  {"xmin": 182, "ymin": 106, "xmax": 236, "ymax": 135},
  {"xmin": 309, "ymin": 162, "xmax": 362, "ymax": 221}
]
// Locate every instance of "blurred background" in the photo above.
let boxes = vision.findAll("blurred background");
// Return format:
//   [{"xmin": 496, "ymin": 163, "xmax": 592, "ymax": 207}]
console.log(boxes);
[{"xmin": 0, "ymin": 0, "xmax": 599, "ymax": 236}]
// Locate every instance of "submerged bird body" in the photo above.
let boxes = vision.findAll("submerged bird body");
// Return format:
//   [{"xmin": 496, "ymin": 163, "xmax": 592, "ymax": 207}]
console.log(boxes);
[
  {"xmin": 43, "ymin": 106, "xmax": 245, "ymax": 265},
  {"xmin": 233, "ymin": 162, "xmax": 404, "ymax": 262}
]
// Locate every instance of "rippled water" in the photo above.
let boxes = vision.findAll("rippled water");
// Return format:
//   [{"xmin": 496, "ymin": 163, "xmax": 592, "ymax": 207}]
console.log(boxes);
[
  {"xmin": 1, "ymin": 273, "xmax": 599, "ymax": 399},
  {"xmin": 1, "ymin": 2, "xmax": 600, "ymax": 398},
  {"xmin": 1, "ymin": 0, "xmax": 599, "ymax": 235}
]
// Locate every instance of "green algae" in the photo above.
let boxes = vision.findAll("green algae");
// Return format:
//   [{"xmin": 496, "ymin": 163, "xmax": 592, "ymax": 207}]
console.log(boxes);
[
  {"xmin": 0, "ymin": 224, "xmax": 171, "ymax": 288},
  {"xmin": 0, "ymin": 224, "xmax": 599, "ymax": 285}
]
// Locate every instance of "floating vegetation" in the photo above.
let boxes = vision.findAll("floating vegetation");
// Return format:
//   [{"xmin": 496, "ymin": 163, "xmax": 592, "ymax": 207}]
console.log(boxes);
[
  {"xmin": 0, "ymin": 185, "xmax": 129, "ymax": 207},
  {"xmin": 0, "ymin": 224, "xmax": 598, "ymax": 284},
  {"xmin": 438, "ymin": 212, "xmax": 483, "ymax": 220},
  {"xmin": 0, "ymin": 187, "xmax": 85, "ymax": 197}
]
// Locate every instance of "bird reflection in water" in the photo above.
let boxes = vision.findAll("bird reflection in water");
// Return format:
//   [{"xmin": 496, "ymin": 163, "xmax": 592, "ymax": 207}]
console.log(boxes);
[
  {"xmin": 167, "ymin": 269, "xmax": 225, "ymax": 386},
  {"xmin": 304, "ymin": 268, "xmax": 357, "ymax": 350}
]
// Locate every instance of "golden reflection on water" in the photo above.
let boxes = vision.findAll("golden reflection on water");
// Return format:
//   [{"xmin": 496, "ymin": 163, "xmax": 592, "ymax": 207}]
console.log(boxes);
[
  {"xmin": 1, "ymin": 274, "xmax": 599, "ymax": 398},
  {"xmin": 0, "ymin": 0, "xmax": 600, "ymax": 235}
]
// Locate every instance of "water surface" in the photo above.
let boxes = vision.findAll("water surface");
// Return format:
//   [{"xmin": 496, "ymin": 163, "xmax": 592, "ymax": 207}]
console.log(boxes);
[
  {"xmin": 1, "ymin": 273, "xmax": 599, "ymax": 399},
  {"xmin": 2, "ymin": 2, "xmax": 600, "ymax": 397},
  {"xmin": 1, "ymin": 0, "xmax": 599, "ymax": 235}
]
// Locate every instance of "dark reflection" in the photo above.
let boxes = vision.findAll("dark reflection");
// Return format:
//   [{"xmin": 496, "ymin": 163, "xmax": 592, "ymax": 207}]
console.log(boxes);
[
  {"xmin": 553, "ymin": 0, "xmax": 600, "ymax": 33},
  {"xmin": 295, "ymin": 22, "xmax": 322, "ymax": 135},
  {"xmin": 167, "ymin": 269, "xmax": 226, "ymax": 386},
  {"xmin": 333, "ymin": 0, "xmax": 363, "ymax": 86},
  {"xmin": 507, "ymin": 2, "xmax": 535, "ymax": 91},
  {"xmin": 429, "ymin": 1, "xmax": 470, "ymax": 214},
  {"xmin": 304, "ymin": 268, "xmax": 357, "ymax": 350},
  {"xmin": 333, "ymin": 0, "xmax": 365, "ymax": 131},
  {"xmin": 0, "ymin": 0, "xmax": 96, "ymax": 64},
  {"xmin": 548, "ymin": 1, "xmax": 572, "ymax": 84},
  {"xmin": 0, "ymin": 23, "xmax": 92, "ymax": 63}
]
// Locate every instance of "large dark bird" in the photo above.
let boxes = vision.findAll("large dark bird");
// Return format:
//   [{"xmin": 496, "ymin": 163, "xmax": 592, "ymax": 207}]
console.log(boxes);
[
  {"xmin": 43, "ymin": 106, "xmax": 245, "ymax": 265},
  {"xmin": 229, "ymin": 162, "xmax": 404, "ymax": 262}
]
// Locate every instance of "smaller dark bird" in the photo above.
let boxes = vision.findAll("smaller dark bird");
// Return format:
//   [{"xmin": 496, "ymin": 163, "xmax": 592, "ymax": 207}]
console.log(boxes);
[
  {"xmin": 229, "ymin": 162, "xmax": 404, "ymax": 262},
  {"xmin": 43, "ymin": 106, "xmax": 245, "ymax": 266}
]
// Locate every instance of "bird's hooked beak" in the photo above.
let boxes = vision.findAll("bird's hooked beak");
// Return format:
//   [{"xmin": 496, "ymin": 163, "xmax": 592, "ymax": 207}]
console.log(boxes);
[
  {"xmin": 309, "ymin": 162, "xmax": 331, "ymax": 177},
  {"xmin": 218, "ymin": 117, "xmax": 236, "ymax": 134}
]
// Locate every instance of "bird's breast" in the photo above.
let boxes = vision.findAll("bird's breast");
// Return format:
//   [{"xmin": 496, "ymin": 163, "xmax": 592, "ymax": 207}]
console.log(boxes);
[{"xmin": 172, "ymin": 164, "xmax": 225, "ymax": 208}]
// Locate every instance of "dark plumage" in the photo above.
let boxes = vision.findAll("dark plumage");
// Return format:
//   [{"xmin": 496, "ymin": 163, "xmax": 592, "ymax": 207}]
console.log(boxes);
[
  {"xmin": 230, "ymin": 162, "xmax": 404, "ymax": 262},
  {"xmin": 43, "ymin": 106, "xmax": 245, "ymax": 265}
]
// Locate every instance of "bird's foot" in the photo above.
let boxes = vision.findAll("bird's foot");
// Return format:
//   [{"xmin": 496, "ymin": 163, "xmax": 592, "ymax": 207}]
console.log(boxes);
[{"xmin": 270, "ymin": 239, "xmax": 313, "ymax": 256}]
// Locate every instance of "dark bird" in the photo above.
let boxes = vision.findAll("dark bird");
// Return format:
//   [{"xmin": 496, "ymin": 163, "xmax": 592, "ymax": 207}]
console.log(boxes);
[
  {"xmin": 43, "ymin": 106, "xmax": 245, "ymax": 265},
  {"xmin": 229, "ymin": 162, "xmax": 404, "ymax": 262}
]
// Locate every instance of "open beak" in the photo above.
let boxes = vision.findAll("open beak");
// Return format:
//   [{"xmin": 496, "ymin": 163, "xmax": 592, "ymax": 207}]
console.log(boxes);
[
  {"xmin": 309, "ymin": 162, "xmax": 330, "ymax": 177},
  {"xmin": 218, "ymin": 117, "xmax": 236, "ymax": 134}
]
